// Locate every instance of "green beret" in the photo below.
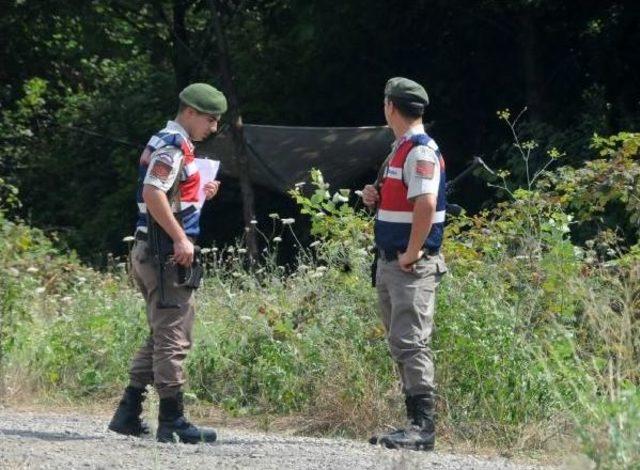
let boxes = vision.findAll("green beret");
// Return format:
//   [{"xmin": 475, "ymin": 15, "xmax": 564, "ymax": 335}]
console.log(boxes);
[
  {"xmin": 179, "ymin": 83, "xmax": 228, "ymax": 115},
  {"xmin": 384, "ymin": 77, "xmax": 429, "ymax": 107}
]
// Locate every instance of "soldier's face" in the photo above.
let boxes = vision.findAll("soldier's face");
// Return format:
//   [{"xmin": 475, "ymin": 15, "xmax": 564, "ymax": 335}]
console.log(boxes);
[{"xmin": 189, "ymin": 109, "xmax": 220, "ymax": 141}]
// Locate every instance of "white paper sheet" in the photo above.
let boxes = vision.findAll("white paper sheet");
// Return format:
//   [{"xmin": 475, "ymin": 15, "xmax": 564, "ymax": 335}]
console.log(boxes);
[{"xmin": 195, "ymin": 158, "xmax": 220, "ymax": 209}]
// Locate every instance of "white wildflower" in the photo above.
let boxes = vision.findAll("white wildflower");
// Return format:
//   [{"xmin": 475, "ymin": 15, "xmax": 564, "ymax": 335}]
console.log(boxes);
[
  {"xmin": 35, "ymin": 287, "xmax": 46, "ymax": 294},
  {"xmin": 573, "ymin": 246, "xmax": 584, "ymax": 259},
  {"xmin": 309, "ymin": 241, "xmax": 321, "ymax": 248},
  {"xmin": 26, "ymin": 266, "xmax": 39, "ymax": 273},
  {"xmin": 227, "ymin": 246, "xmax": 235, "ymax": 253},
  {"xmin": 122, "ymin": 235, "xmax": 135, "ymax": 243},
  {"xmin": 332, "ymin": 192, "xmax": 349, "ymax": 203},
  {"xmin": 250, "ymin": 219, "xmax": 258, "ymax": 225},
  {"xmin": 237, "ymin": 248, "xmax": 247, "ymax": 254},
  {"xmin": 212, "ymin": 247, "xmax": 219, "ymax": 252},
  {"xmin": 273, "ymin": 237, "xmax": 282, "ymax": 243},
  {"xmin": 77, "ymin": 276, "xmax": 87, "ymax": 283},
  {"xmin": 294, "ymin": 182, "xmax": 306, "ymax": 188},
  {"xmin": 281, "ymin": 218, "xmax": 295, "ymax": 225},
  {"xmin": 200, "ymin": 248, "xmax": 212, "ymax": 254},
  {"xmin": 268, "ymin": 213, "xmax": 280, "ymax": 219},
  {"xmin": 354, "ymin": 190, "xmax": 363, "ymax": 197}
]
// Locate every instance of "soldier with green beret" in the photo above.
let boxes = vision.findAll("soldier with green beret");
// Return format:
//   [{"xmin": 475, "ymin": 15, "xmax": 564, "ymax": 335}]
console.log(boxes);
[
  {"xmin": 363, "ymin": 77, "xmax": 448, "ymax": 451},
  {"xmin": 109, "ymin": 83, "xmax": 226, "ymax": 444}
]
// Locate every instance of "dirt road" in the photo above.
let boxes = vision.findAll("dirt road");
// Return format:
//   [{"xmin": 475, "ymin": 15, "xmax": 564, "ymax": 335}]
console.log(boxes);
[{"xmin": 0, "ymin": 408, "xmax": 552, "ymax": 469}]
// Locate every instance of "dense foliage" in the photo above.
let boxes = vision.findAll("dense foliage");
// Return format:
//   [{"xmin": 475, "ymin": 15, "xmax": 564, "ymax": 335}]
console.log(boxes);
[{"xmin": 1, "ymin": 0, "xmax": 639, "ymax": 258}]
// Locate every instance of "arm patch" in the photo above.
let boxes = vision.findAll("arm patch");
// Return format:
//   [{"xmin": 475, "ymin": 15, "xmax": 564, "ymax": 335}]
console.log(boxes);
[
  {"xmin": 416, "ymin": 160, "xmax": 435, "ymax": 179},
  {"xmin": 150, "ymin": 160, "xmax": 173, "ymax": 181}
]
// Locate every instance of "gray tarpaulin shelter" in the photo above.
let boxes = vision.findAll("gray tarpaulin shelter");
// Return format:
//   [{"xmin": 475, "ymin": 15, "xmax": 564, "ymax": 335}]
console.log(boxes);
[{"xmin": 197, "ymin": 124, "xmax": 395, "ymax": 192}]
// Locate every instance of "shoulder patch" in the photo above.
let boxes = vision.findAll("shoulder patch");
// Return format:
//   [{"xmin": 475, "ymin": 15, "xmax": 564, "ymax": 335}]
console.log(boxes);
[
  {"xmin": 148, "ymin": 146, "xmax": 182, "ymax": 183},
  {"xmin": 416, "ymin": 160, "xmax": 435, "ymax": 179},
  {"xmin": 150, "ymin": 160, "xmax": 173, "ymax": 181}
]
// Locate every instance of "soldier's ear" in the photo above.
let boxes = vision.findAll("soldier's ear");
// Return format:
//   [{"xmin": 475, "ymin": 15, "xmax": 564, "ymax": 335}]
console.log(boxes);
[{"xmin": 182, "ymin": 106, "xmax": 197, "ymax": 119}]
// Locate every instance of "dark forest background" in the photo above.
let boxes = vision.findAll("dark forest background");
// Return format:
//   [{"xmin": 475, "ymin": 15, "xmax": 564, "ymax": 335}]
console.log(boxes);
[{"xmin": 1, "ymin": 0, "xmax": 638, "ymax": 263}]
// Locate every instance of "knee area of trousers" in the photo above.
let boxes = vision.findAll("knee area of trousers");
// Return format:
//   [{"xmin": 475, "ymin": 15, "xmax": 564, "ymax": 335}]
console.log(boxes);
[{"xmin": 389, "ymin": 343, "xmax": 425, "ymax": 361}]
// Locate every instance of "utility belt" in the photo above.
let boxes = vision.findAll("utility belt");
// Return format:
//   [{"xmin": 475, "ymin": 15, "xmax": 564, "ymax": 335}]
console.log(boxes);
[
  {"xmin": 377, "ymin": 247, "xmax": 440, "ymax": 262},
  {"xmin": 136, "ymin": 222, "xmax": 203, "ymax": 310},
  {"xmin": 371, "ymin": 246, "xmax": 440, "ymax": 288},
  {"xmin": 135, "ymin": 230, "xmax": 196, "ymax": 244}
]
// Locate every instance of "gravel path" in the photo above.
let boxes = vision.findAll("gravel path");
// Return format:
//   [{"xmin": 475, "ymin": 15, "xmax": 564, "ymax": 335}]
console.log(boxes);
[{"xmin": 0, "ymin": 408, "xmax": 552, "ymax": 470}]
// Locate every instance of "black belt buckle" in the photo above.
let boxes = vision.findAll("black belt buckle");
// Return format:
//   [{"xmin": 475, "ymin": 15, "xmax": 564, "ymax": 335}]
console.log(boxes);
[
  {"xmin": 135, "ymin": 231, "xmax": 196, "ymax": 244},
  {"xmin": 378, "ymin": 248, "xmax": 438, "ymax": 262},
  {"xmin": 378, "ymin": 249, "xmax": 397, "ymax": 262}
]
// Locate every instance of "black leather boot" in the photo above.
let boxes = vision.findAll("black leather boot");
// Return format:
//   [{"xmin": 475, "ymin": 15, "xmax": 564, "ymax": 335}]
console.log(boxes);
[
  {"xmin": 157, "ymin": 392, "xmax": 217, "ymax": 444},
  {"xmin": 108, "ymin": 386, "xmax": 150, "ymax": 437},
  {"xmin": 376, "ymin": 393, "xmax": 436, "ymax": 451},
  {"xmin": 369, "ymin": 395, "xmax": 415, "ymax": 445}
]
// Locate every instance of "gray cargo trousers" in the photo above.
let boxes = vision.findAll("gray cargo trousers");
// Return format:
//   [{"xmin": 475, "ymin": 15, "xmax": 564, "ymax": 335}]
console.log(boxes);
[
  {"xmin": 376, "ymin": 253, "xmax": 447, "ymax": 396},
  {"xmin": 128, "ymin": 239, "xmax": 195, "ymax": 398}
]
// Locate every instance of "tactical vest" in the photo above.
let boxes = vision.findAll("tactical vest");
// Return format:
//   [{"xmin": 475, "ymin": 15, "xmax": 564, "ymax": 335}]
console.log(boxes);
[
  {"xmin": 374, "ymin": 133, "xmax": 446, "ymax": 254},
  {"xmin": 135, "ymin": 126, "xmax": 202, "ymax": 237}
]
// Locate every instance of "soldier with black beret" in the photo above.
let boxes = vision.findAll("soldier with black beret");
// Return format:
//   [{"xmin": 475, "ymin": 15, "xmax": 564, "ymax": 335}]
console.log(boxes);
[
  {"xmin": 109, "ymin": 83, "xmax": 226, "ymax": 444},
  {"xmin": 363, "ymin": 77, "xmax": 448, "ymax": 451}
]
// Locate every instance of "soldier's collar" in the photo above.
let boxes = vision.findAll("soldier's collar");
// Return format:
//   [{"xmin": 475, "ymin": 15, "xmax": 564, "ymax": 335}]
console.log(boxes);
[{"xmin": 165, "ymin": 120, "xmax": 190, "ymax": 142}]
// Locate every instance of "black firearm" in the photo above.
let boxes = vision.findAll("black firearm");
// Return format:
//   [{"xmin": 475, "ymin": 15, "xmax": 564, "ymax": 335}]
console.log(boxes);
[
  {"xmin": 445, "ymin": 155, "xmax": 495, "ymax": 216},
  {"xmin": 147, "ymin": 215, "xmax": 180, "ymax": 309},
  {"xmin": 147, "ymin": 216, "xmax": 204, "ymax": 309},
  {"xmin": 176, "ymin": 246, "xmax": 204, "ymax": 290}
]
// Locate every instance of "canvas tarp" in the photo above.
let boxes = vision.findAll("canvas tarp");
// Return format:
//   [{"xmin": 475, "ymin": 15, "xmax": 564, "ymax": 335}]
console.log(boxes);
[{"xmin": 197, "ymin": 124, "xmax": 394, "ymax": 193}]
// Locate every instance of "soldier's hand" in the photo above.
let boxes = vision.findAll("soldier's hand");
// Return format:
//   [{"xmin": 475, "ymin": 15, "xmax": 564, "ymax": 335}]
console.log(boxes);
[
  {"xmin": 173, "ymin": 237, "xmax": 194, "ymax": 266},
  {"xmin": 398, "ymin": 250, "xmax": 423, "ymax": 272},
  {"xmin": 204, "ymin": 180, "xmax": 221, "ymax": 200},
  {"xmin": 362, "ymin": 184, "xmax": 379, "ymax": 208}
]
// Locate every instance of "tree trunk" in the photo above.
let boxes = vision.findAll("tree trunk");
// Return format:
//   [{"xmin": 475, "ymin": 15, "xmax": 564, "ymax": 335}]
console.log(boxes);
[
  {"xmin": 172, "ymin": 0, "xmax": 191, "ymax": 90},
  {"xmin": 207, "ymin": 0, "xmax": 258, "ymax": 259}
]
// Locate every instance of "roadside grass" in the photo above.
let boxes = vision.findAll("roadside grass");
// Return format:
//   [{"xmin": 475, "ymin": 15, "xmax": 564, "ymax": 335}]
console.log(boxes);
[{"xmin": 2, "ymin": 209, "xmax": 638, "ymax": 468}]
